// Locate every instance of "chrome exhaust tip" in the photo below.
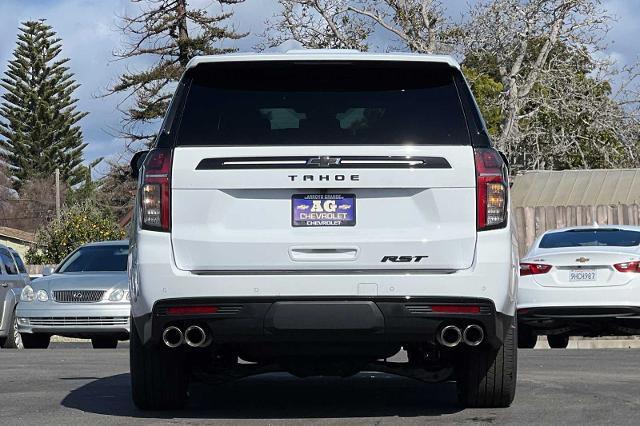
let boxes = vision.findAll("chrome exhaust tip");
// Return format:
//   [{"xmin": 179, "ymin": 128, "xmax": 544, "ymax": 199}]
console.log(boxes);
[
  {"xmin": 162, "ymin": 326, "xmax": 184, "ymax": 348},
  {"xmin": 463, "ymin": 324, "xmax": 485, "ymax": 346},
  {"xmin": 184, "ymin": 325, "xmax": 211, "ymax": 348},
  {"xmin": 437, "ymin": 325, "xmax": 462, "ymax": 348}
]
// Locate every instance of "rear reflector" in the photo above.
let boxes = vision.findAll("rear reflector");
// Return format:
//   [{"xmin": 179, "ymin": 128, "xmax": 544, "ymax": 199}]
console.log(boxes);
[
  {"xmin": 166, "ymin": 306, "xmax": 219, "ymax": 315},
  {"xmin": 431, "ymin": 305, "xmax": 481, "ymax": 314},
  {"xmin": 614, "ymin": 261, "xmax": 640, "ymax": 273},
  {"xmin": 520, "ymin": 263, "xmax": 552, "ymax": 276}
]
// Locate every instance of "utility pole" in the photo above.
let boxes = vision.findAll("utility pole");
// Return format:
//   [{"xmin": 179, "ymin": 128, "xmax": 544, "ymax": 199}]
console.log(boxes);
[{"xmin": 55, "ymin": 168, "xmax": 60, "ymax": 220}]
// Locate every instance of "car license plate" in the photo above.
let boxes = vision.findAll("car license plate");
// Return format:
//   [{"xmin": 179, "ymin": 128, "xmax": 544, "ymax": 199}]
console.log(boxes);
[
  {"xmin": 569, "ymin": 269, "xmax": 597, "ymax": 282},
  {"xmin": 292, "ymin": 194, "xmax": 356, "ymax": 227}
]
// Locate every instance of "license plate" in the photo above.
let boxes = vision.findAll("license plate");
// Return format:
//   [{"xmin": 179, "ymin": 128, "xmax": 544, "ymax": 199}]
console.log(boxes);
[
  {"xmin": 292, "ymin": 194, "xmax": 356, "ymax": 227},
  {"xmin": 569, "ymin": 269, "xmax": 597, "ymax": 282}
]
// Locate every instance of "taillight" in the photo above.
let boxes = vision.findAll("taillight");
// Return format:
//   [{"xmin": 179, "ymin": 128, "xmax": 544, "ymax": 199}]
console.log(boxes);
[
  {"xmin": 140, "ymin": 149, "xmax": 172, "ymax": 231},
  {"xmin": 474, "ymin": 148, "xmax": 508, "ymax": 231},
  {"xmin": 520, "ymin": 263, "xmax": 552, "ymax": 276},
  {"xmin": 614, "ymin": 261, "xmax": 640, "ymax": 273}
]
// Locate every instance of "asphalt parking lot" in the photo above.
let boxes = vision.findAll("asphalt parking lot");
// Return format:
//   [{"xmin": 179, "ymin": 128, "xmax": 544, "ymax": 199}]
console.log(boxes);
[{"xmin": 1, "ymin": 345, "xmax": 639, "ymax": 425}]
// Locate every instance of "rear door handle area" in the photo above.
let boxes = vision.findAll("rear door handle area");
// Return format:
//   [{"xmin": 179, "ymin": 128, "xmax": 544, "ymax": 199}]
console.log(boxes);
[{"xmin": 289, "ymin": 247, "xmax": 359, "ymax": 262}]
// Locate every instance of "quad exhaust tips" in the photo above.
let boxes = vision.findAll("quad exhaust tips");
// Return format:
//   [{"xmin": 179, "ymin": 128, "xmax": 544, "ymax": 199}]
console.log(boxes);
[
  {"xmin": 437, "ymin": 324, "xmax": 485, "ymax": 348},
  {"xmin": 184, "ymin": 325, "xmax": 211, "ymax": 348},
  {"xmin": 162, "ymin": 325, "xmax": 211, "ymax": 348},
  {"xmin": 463, "ymin": 324, "xmax": 484, "ymax": 347},
  {"xmin": 162, "ymin": 326, "xmax": 184, "ymax": 348}
]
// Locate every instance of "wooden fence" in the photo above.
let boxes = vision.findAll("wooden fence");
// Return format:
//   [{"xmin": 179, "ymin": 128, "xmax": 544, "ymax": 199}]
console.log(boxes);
[
  {"xmin": 514, "ymin": 204, "xmax": 640, "ymax": 257},
  {"xmin": 26, "ymin": 264, "xmax": 56, "ymax": 276}
]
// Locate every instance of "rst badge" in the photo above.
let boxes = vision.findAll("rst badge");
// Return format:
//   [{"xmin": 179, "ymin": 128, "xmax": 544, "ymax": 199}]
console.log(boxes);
[
  {"xmin": 292, "ymin": 194, "xmax": 355, "ymax": 227},
  {"xmin": 381, "ymin": 256, "xmax": 429, "ymax": 263}
]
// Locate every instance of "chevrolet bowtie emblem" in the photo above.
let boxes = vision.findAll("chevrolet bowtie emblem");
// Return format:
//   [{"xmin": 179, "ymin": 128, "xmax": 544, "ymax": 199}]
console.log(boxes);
[
  {"xmin": 307, "ymin": 156, "xmax": 341, "ymax": 167},
  {"xmin": 575, "ymin": 257, "xmax": 590, "ymax": 263}
]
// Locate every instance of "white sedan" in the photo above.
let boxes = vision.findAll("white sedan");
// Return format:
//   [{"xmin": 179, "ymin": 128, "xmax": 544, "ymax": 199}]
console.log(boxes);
[{"xmin": 518, "ymin": 226, "xmax": 640, "ymax": 349}]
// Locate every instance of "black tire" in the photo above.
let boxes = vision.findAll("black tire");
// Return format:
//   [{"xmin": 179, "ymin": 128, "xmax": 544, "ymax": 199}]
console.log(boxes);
[
  {"xmin": 130, "ymin": 318, "xmax": 189, "ymax": 410},
  {"xmin": 547, "ymin": 334, "xmax": 569, "ymax": 349},
  {"xmin": 21, "ymin": 333, "xmax": 50, "ymax": 349},
  {"xmin": 517, "ymin": 325, "xmax": 537, "ymax": 349},
  {"xmin": 456, "ymin": 323, "xmax": 517, "ymax": 408},
  {"xmin": 2, "ymin": 310, "xmax": 23, "ymax": 349},
  {"xmin": 91, "ymin": 336, "xmax": 119, "ymax": 349}
]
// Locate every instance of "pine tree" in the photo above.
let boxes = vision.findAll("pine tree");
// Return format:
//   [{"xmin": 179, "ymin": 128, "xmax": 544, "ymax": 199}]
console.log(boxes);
[
  {"xmin": 0, "ymin": 20, "xmax": 88, "ymax": 191},
  {"xmin": 109, "ymin": 0, "xmax": 247, "ymax": 148}
]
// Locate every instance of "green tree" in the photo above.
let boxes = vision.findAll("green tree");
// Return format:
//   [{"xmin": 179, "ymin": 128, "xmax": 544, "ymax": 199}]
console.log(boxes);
[
  {"xmin": 108, "ymin": 0, "xmax": 246, "ymax": 148},
  {"xmin": 0, "ymin": 20, "xmax": 88, "ymax": 190},
  {"xmin": 26, "ymin": 201, "xmax": 126, "ymax": 264}
]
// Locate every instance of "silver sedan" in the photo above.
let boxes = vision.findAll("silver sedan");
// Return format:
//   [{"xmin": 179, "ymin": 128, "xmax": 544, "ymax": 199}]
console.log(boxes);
[{"xmin": 16, "ymin": 240, "xmax": 130, "ymax": 349}]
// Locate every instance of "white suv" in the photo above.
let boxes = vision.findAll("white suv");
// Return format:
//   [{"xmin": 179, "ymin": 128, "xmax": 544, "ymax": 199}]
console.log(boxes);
[{"xmin": 128, "ymin": 51, "xmax": 518, "ymax": 410}]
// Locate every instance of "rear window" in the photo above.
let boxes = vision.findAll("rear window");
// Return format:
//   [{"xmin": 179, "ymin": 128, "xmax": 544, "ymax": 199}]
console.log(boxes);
[
  {"xmin": 539, "ymin": 229, "xmax": 640, "ymax": 248},
  {"xmin": 174, "ymin": 61, "xmax": 470, "ymax": 146}
]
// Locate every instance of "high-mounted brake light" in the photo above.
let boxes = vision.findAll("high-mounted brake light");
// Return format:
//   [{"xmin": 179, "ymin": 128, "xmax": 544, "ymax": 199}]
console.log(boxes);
[
  {"xmin": 141, "ymin": 149, "xmax": 172, "ymax": 232},
  {"xmin": 520, "ymin": 263, "xmax": 552, "ymax": 276},
  {"xmin": 614, "ymin": 261, "xmax": 640, "ymax": 273},
  {"xmin": 474, "ymin": 148, "xmax": 508, "ymax": 231}
]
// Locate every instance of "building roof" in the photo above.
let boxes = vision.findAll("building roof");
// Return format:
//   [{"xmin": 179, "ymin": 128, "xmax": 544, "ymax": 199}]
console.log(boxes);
[
  {"xmin": 0, "ymin": 226, "xmax": 36, "ymax": 243},
  {"xmin": 511, "ymin": 169, "xmax": 640, "ymax": 208},
  {"xmin": 186, "ymin": 50, "xmax": 460, "ymax": 70}
]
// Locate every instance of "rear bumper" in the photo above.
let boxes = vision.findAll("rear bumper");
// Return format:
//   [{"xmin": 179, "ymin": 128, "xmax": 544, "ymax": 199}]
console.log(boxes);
[
  {"xmin": 130, "ymin": 228, "xmax": 518, "ymax": 319},
  {"xmin": 518, "ymin": 275, "xmax": 640, "ymax": 310},
  {"xmin": 518, "ymin": 306, "xmax": 640, "ymax": 335},
  {"xmin": 518, "ymin": 276, "xmax": 640, "ymax": 335},
  {"xmin": 133, "ymin": 297, "xmax": 514, "ymax": 350}
]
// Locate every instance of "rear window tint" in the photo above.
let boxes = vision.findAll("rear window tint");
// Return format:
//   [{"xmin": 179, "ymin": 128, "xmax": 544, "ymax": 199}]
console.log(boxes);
[
  {"xmin": 175, "ymin": 61, "xmax": 470, "ymax": 146},
  {"xmin": 539, "ymin": 229, "xmax": 640, "ymax": 248}
]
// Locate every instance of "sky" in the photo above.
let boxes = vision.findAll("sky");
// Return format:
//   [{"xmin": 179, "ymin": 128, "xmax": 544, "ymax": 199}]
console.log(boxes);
[{"xmin": 0, "ymin": 0, "xmax": 638, "ymax": 177}]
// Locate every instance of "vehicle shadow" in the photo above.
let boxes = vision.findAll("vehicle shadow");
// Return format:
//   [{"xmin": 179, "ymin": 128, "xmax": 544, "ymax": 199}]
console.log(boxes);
[{"xmin": 60, "ymin": 372, "xmax": 464, "ymax": 419}]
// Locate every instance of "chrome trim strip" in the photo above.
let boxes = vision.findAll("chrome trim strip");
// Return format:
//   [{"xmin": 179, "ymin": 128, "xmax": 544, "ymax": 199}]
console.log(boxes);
[{"xmin": 196, "ymin": 156, "xmax": 451, "ymax": 170}]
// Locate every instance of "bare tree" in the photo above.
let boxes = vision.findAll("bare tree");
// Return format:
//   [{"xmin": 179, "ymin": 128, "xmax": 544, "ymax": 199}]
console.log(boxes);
[
  {"xmin": 265, "ymin": 0, "xmax": 640, "ymax": 171},
  {"xmin": 262, "ymin": 0, "xmax": 370, "ymax": 50},
  {"xmin": 347, "ymin": 0, "xmax": 455, "ymax": 53},
  {"xmin": 263, "ymin": 0, "xmax": 453, "ymax": 52},
  {"xmin": 461, "ymin": 0, "xmax": 640, "ymax": 170},
  {"xmin": 0, "ymin": 176, "xmax": 65, "ymax": 232}
]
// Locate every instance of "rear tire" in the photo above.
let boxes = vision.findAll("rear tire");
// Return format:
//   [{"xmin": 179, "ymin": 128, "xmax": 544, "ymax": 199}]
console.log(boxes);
[
  {"xmin": 2, "ymin": 310, "xmax": 23, "ymax": 349},
  {"xmin": 456, "ymin": 323, "xmax": 517, "ymax": 408},
  {"xmin": 517, "ymin": 325, "xmax": 537, "ymax": 349},
  {"xmin": 21, "ymin": 333, "xmax": 50, "ymax": 349},
  {"xmin": 547, "ymin": 334, "xmax": 569, "ymax": 349},
  {"xmin": 130, "ymin": 318, "xmax": 189, "ymax": 410},
  {"xmin": 91, "ymin": 336, "xmax": 119, "ymax": 349}
]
